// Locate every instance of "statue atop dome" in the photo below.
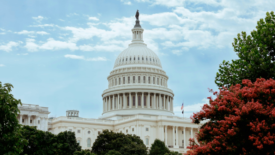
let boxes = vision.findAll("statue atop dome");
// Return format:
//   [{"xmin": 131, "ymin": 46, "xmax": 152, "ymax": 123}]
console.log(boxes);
[{"xmin": 135, "ymin": 10, "xmax": 139, "ymax": 20}]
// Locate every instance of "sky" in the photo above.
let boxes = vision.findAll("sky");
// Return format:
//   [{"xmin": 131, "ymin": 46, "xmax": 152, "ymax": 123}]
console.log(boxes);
[{"xmin": 0, "ymin": 0, "xmax": 274, "ymax": 119}]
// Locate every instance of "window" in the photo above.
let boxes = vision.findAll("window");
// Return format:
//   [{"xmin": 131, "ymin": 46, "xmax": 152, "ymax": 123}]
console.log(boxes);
[
  {"xmin": 88, "ymin": 131, "xmax": 91, "ymax": 134},
  {"xmin": 146, "ymin": 58, "xmax": 148, "ymax": 61},
  {"xmin": 134, "ymin": 57, "xmax": 135, "ymax": 60},
  {"xmin": 127, "ymin": 96, "xmax": 129, "ymax": 106},
  {"xmin": 153, "ymin": 77, "xmax": 155, "ymax": 84},
  {"xmin": 150, "ymin": 58, "xmax": 151, "ymax": 61},
  {"xmin": 132, "ymin": 128, "xmax": 134, "ymax": 132},
  {"xmin": 133, "ymin": 76, "xmax": 135, "ymax": 83},
  {"xmin": 128, "ymin": 77, "xmax": 130, "ymax": 84},
  {"xmin": 69, "ymin": 129, "xmax": 72, "ymax": 132},
  {"xmin": 22, "ymin": 119, "xmax": 24, "ymax": 123},
  {"xmin": 142, "ymin": 57, "xmax": 144, "ymax": 60},
  {"xmin": 138, "ymin": 76, "xmax": 140, "ymax": 83},
  {"xmin": 182, "ymin": 131, "xmax": 184, "ymax": 134},
  {"xmin": 133, "ymin": 96, "xmax": 135, "ymax": 106},
  {"xmin": 157, "ymin": 78, "xmax": 159, "ymax": 85},
  {"xmin": 87, "ymin": 138, "xmax": 91, "ymax": 147},
  {"xmin": 30, "ymin": 120, "xmax": 32, "ymax": 123},
  {"xmin": 148, "ymin": 77, "xmax": 150, "ymax": 84},
  {"xmin": 126, "ymin": 58, "xmax": 127, "ymax": 61},
  {"xmin": 119, "ymin": 78, "xmax": 121, "ymax": 85},
  {"xmin": 123, "ymin": 77, "xmax": 125, "ymax": 84},
  {"xmin": 146, "ymin": 128, "xmax": 149, "ymax": 131},
  {"xmin": 38, "ymin": 120, "xmax": 40, "ymax": 124},
  {"xmin": 130, "ymin": 58, "xmax": 131, "ymax": 61},
  {"xmin": 98, "ymin": 131, "xmax": 101, "ymax": 134},
  {"xmin": 138, "ymin": 96, "xmax": 141, "ymax": 106},
  {"xmin": 126, "ymin": 129, "xmax": 128, "ymax": 133},
  {"xmin": 146, "ymin": 138, "xmax": 149, "ymax": 145},
  {"xmin": 161, "ymin": 79, "xmax": 162, "ymax": 85},
  {"xmin": 78, "ymin": 130, "xmax": 81, "ymax": 133},
  {"xmin": 77, "ymin": 140, "xmax": 80, "ymax": 144},
  {"xmin": 115, "ymin": 79, "xmax": 117, "ymax": 85},
  {"xmin": 138, "ymin": 57, "xmax": 140, "ymax": 60}
]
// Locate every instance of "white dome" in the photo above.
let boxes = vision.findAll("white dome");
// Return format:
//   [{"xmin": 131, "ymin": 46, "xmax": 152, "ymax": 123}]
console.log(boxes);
[{"xmin": 114, "ymin": 43, "xmax": 162, "ymax": 69}]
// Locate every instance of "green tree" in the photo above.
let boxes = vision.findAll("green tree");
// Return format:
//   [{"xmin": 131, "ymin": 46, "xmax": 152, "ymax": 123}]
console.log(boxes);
[
  {"xmin": 215, "ymin": 11, "xmax": 275, "ymax": 88},
  {"xmin": 20, "ymin": 126, "xmax": 81, "ymax": 155},
  {"xmin": 91, "ymin": 130, "xmax": 147, "ymax": 155},
  {"xmin": 74, "ymin": 149, "xmax": 94, "ymax": 155},
  {"xmin": 149, "ymin": 139, "xmax": 170, "ymax": 155},
  {"xmin": 0, "ymin": 82, "xmax": 27, "ymax": 155},
  {"xmin": 105, "ymin": 150, "xmax": 121, "ymax": 155}
]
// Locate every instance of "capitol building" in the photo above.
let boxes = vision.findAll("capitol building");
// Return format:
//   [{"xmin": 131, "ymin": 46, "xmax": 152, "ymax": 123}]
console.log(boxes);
[{"xmin": 18, "ymin": 17, "xmax": 203, "ymax": 154}]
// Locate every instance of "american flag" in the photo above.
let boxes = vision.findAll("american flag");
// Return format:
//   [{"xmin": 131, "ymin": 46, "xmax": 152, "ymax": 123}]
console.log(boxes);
[{"xmin": 181, "ymin": 103, "xmax": 184, "ymax": 114}]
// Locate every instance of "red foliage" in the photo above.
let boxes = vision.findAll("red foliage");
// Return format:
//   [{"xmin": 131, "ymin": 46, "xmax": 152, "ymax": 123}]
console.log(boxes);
[{"xmin": 188, "ymin": 78, "xmax": 275, "ymax": 155}]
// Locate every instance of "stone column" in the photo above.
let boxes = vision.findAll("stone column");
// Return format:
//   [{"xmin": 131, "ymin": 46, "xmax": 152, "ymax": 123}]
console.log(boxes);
[
  {"xmin": 172, "ymin": 126, "xmax": 175, "ymax": 147},
  {"xmin": 19, "ymin": 114, "xmax": 22, "ymax": 124},
  {"xmin": 175, "ymin": 126, "xmax": 179, "ymax": 148},
  {"xmin": 171, "ymin": 97, "xmax": 173, "ymax": 112},
  {"xmin": 154, "ymin": 93, "xmax": 156, "ymax": 109},
  {"xmin": 165, "ymin": 125, "xmax": 168, "ymax": 146},
  {"xmin": 191, "ymin": 127, "xmax": 193, "ymax": 139},
  {"xmin": 163, "ymin": 95, "xmax": 166, "ymax": 110},
  {"xmin": 103, "ymin": 98, "xmax": 105, "ymax": 112},
  {"xmin": 147, "ymin": 93, "xmax": 150, "ymax": 108},
  {"xmin": 117, "ymin": 94, "xmax": 120, "ymax": 110},
  {"xmin": 141, "ymin": 92, "xmax": 144, "ymax": 108},
  {"xmin": 184, "ymin": 127, "xmax": 186, "ymax": 149},
  {"xmin": 123, "ymin": 93, "xmax": 126, "ymax": 109},
  {"xmin": 112, "ymin": 95, "xmax": 115, "ymax": 110},
  {"xmin": 135, "ymin": 92, "xmax": 138, "ymax": 108},
  {"xmin": 159, "ymin": 94, "xmax": 162, "ymax": 109},
  {"xmin": 108, "ymin": 96, "xmax": 111, "ymax": 111},
  {"xmin": 129, "ymin": 93, "xmax": 132, "ymax": 108},
  {"xmin": 27, "ymin": 115, "xmax": 30, "ymax": 126},
  {"xmin": 45, "ymin": 118, "xmax": 48, "ymax": 131}
]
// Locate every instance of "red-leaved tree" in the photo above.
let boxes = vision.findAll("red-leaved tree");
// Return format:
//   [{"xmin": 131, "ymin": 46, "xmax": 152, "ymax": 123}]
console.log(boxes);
[{"xmin": 187, "ymin": 78, "xmax": 275, "ymax": 155}]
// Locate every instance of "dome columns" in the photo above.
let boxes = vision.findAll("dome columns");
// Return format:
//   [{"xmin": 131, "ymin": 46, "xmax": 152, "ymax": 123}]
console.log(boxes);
[{"xmin": 102, "ymin": 92, "xmax": 174, "ymax": 115}]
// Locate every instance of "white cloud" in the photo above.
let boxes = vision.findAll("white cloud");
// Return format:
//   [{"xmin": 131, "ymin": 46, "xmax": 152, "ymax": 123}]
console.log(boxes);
[
  {"xmin": 0, "ymin": 41, "xmax": 19, "ymax": 52},
  {"xmin": 121, "ymin": 0, "xmax": 132, "ymax": 5},
  {"xmin": 0, "ymin": 64, "xmax": 5, "ymax": 67},
  {"xmin": 64, "ymin": 54, "xmax": 107, "ymax": 61},
  {"xmin": 17, "ymin": 53, "xmax": 29, "ymax": 56},
  {"xmin": 25, "ymin": 38, "xmax": 78, "ymax": 52},
  {"xmin": 79, "ymin": 44, "xmax": 125, "ymax": 52},
  {"xmin": 88, "ymin": 17, "xmax": 99, "ymax": 21},
  {"xmin": 64, "ymin": 54, "xmax": 84, "ymax": 60},
  {"xmin": 30, "ymin": 24, "xmax": 56, "ymax": 28},
  {"xmin": 32, "ymin": 16, "xmax": 44, "ymax": 22},
  {"xmin": 15, "ymin": 30, "xmax": 49, "ymax": 35}
]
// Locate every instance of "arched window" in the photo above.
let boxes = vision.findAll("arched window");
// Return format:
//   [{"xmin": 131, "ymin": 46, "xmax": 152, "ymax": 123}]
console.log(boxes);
[{"xmin": 87, "ymin": 138, "xmax": 91, "ymax": 147}]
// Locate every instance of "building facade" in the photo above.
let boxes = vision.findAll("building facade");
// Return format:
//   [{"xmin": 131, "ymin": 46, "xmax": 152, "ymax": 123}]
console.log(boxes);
[
  {"xmin": 19, "ymin": 17, "xmax": 204, "ymax": 154},
  {"xmin": 18, "ymin": 104, "xmax": 50, "ymax": 131}
]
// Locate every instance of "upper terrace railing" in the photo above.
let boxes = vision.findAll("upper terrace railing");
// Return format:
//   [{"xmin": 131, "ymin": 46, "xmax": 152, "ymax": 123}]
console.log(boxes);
[{"xmin": 18, "ymin": 104, "xmax": 49, "ymax": 112}]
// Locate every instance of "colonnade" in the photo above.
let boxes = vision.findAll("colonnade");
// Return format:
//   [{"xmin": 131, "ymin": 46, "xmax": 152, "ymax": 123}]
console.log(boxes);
[
  {"xmin": 109, "ymin": 74, "xmax": 168, "ymax": 88},
  {"xmin": 18, "ymin": 114, "xmax": 48, "ymax": 131},
  {"xmin": 164, "ymin": 126, "xmax": 194, "ymax": 149},
  {"xmin": 102, "ymin": 92, "xmax": 173, "ymax": 112}
]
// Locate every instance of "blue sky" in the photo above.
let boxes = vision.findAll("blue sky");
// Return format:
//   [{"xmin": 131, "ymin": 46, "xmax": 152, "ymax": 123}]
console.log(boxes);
[{"xmin": 1, "ymin": 0, "xmax": 274, "ymax": 118}]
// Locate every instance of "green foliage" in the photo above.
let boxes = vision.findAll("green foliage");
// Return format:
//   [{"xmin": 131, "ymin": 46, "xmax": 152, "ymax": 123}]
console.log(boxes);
[
  {"xmin": 215, "ymin": 11, "xmax": 275, "ymax": 88},
  {"xmin": 105, "ymin": 150, "xmax": 122, "ymax": 155},
  {"xmin": 74, "ymin": 149, "xmax": 94, "ymax": 155},
  {"xmin": 0, "ymin": 82, "xmax": 27, "ymax": 155},
  {"xmin": 19, "ymin": 126, "xmax": 81, "ymax": 155},
  {"xmin": 164, "ymin": 152, "xmax": 181, "ymax": 155},
  {"xmin": 91, "ymin": 130, "xmax": 147, "ymax": 155},
  {"xmin": 149, "ymin": 139, "xmax": 170, "ymax": 155}
]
